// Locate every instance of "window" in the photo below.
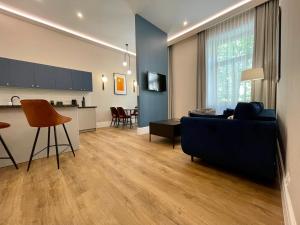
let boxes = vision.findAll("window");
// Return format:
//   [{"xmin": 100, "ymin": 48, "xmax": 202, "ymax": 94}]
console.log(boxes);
[{"xmin": 206, "ymin": 10, "xmax": 255, "ymax": 113}]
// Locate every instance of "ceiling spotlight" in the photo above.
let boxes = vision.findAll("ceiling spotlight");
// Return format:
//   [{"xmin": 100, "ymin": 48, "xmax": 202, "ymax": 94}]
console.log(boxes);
[
  {"xmin": 123, "ymin": 61, "xmax": 127, "ymax": 67},
  {"xmin": 77, "ymin": 12, "xmax": 83, "ymax": 19},
  {"xmin": 183, "ymin": 20, "xmax": 188, "ymax": 27},
  {"xmin": 127, "ymin": 69, "xmax": 132, "ymax": 75}
]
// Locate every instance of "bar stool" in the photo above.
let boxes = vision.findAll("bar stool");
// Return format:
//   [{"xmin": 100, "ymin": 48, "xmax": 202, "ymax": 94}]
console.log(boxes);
[
  {"xmin": 21, "ymin": 99, "xmax": 75, "ymax": 171},
  {"xmin": 0, "ymin": 122, "xmax": 18, "ymax": 169}
]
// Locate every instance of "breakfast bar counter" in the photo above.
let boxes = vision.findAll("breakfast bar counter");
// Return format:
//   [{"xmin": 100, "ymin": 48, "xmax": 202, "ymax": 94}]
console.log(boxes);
[{"xmin": 0, "ymin": 105, "xmax": 79, "ymax": 168}]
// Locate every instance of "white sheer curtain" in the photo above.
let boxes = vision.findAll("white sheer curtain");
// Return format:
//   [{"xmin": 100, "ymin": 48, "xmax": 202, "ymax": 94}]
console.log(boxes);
[{"xmin": 206, "ymin": 9, "xmax": 255, "ymax": 113}]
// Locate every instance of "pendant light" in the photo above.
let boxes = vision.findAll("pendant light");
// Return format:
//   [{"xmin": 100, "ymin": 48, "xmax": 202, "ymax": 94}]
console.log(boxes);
[
  {"xmin": 122, "ymin": 44, "xmax": 128, "ymax": 67},
  {"xmin": 127, "ymin": 53, "xmax": 132, "ymax": 75}
]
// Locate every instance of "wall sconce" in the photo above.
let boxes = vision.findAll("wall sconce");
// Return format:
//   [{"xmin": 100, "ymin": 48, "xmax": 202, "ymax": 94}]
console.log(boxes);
[
  {"xmin": 133, "ymin": 80, "xmax": 137, "ymax": 93},
  {"xmin": 101, "ymin": 74, "xmax": 108, "ymax": 90}
]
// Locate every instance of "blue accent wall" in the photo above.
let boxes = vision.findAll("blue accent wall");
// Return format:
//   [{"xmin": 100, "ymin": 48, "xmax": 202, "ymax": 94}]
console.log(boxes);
[{"xmin": 135, "ymin": 14, "xmax": 168, "ymax": 127}]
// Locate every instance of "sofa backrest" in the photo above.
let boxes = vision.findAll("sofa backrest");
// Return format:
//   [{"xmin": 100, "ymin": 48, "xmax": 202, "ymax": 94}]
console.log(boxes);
[{"xmin": 234, "ymin": 102, "xmax": 259, "ymax": 120}]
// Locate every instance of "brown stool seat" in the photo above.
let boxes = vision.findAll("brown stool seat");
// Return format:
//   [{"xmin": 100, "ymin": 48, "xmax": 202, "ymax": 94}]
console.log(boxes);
[
  {"xmin": 0, "ymin": 121, "xmax": 18, "ymax": 169},
  {"xmin": 0, "ymin": 122, "xmax": 10, "ymax": 129},
  {"xmin": 54, "ymin": 116, "xmax": 72, "ymax": 126},
  {"xmin": 25, "ymin": 115, "xmax": 72, "ymax": 127},
  {"xmin": 21, "ymin": 99, "xmax": 75, "ymax": 170}
]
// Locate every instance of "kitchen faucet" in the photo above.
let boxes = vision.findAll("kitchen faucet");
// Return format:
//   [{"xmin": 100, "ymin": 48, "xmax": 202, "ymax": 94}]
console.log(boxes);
[{"xmin": 10, "ymin": 96, "xmax": 20, "ymax": 106}]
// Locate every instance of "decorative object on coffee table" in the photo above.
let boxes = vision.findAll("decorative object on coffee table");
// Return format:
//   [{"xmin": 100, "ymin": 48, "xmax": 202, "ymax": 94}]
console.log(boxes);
[
  {"xmin": 149, "ymin": 119, "xmax": 181, "ymax": 149},
  {"xmin": 189, "ymin": 108, "xmax": 216, "ymax": 116}
]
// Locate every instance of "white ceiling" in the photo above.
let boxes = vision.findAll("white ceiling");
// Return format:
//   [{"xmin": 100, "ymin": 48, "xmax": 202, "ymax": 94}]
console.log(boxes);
[
  {"xmin": 126, "ymin": 0, "xmax": 240, "ymax": 36},
  {"xmin": 0, "ymin": 0, "xmax": 242, "ymax": 53}
]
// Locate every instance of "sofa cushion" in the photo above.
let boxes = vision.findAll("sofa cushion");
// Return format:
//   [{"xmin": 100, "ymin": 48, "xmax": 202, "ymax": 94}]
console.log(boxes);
[
  {"xmin": 223, "ymin": 108, "xmax": 235, "ymax": 118},
  {"xmin": 234, "ymin": 102, "xmax": 260, "ymax": 120},
  {"xmin": 256, "ymin": 109, "xmax": 276, "ymax": 121},
  {"xmin": 250, "ymin": 102, "xmax": 264, "ymax": 113}
]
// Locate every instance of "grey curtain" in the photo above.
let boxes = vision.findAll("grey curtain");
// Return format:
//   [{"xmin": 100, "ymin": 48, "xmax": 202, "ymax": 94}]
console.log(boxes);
[
  {"xmin": 252, "ymin": 0, "xmax": 279, "ymax": 108},
  {"xmin": 168, "ymin": 46, "xmax": 174, "ymax": 119},
  {"xmin": 196, "ymin": 31, "xmax": 206, "ymax": 109}
]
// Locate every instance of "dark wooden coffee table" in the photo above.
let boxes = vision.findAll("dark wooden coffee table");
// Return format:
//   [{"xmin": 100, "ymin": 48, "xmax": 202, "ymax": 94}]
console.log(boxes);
[{"xmin": 149, "ymin": 119, "xmax": 181, "ymax": 149}]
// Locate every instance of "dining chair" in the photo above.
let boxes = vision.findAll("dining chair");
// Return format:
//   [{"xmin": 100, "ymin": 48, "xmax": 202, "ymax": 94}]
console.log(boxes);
[
  {"xmin": 117, "ymin": 107, "xmax": 132, "ymax": 128},
  {"xmin": 110, "ymin": 107, "xmax": 119, "ymax": 127},
  {"xmin": 131, "ymin": 109, "xmax": 139, "ymax": 123}
]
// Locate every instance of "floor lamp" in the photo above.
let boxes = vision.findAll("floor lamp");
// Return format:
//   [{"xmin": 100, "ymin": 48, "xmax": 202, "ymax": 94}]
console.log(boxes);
[{"xmin": 241, "ymin": 68, "xmax": 264, "ymax": 101}]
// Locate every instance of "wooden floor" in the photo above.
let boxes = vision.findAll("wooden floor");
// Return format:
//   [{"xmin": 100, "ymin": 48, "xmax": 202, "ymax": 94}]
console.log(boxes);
[{"xmin": 0, "ymin": 127, "xmax": 283, "ymax": 225}]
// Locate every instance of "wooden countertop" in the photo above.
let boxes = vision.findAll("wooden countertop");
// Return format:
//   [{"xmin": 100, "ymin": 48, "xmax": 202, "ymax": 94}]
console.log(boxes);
[{"xmin": 0, "ymin": 105, "xmax": 77, "ymax": 109}]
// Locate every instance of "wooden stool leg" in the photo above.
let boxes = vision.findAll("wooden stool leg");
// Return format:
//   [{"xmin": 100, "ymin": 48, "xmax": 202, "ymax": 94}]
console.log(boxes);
[
  {"xmin": 0, "ymin": 135, "xmax": 18, "ymax": 169},
  {"xmin": 27, "ymin": 128, "xmax": 40, "ymax": 171},
  {"xmin": 47, "ymin": 127, "xmax": 51, "ymax": 158},
  {"xmin": 63, "ymin": 124, "xmax": 75, "ymax": 157},
  {"xmin": 53, "ymin": 126, "xmax": 60, "ymax": 169}
]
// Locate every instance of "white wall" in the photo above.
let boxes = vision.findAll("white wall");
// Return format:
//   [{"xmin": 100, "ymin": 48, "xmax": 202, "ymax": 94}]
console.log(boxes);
[
  {"xmin": 277, "ymin": 0, "xmax": 300, "ymax": 223},
  {"xmin": 171, "ymin": 35, "xmax": 198, "ymax": 118},
  {"xmin": 0, "ymin": 13, "xmax": 137, "ymax": 124}
]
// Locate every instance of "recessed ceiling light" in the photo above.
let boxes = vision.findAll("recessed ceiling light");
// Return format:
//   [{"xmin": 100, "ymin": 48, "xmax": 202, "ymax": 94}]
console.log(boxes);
[
  {"xmin": 183, "ymin": 20, "xmax": 188, "ymax": 27},
  {"xmin": 77, "ymin": 12, "xmax": 83, "ymax": 19}
]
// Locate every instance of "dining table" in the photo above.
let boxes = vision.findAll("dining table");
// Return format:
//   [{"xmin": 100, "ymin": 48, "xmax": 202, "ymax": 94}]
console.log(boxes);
[{"xmin": 124, "ymin": 108, "xmax": 138, "ymax": 115}]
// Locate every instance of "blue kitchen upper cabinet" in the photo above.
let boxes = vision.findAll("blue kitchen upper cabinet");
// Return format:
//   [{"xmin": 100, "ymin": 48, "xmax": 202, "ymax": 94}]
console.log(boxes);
[
  {"xmin": 54, "ymin": 67, "xmax": 72, "ymax": 90},
  {"xmin": 0, "ymin": 57, "xmax": 93, "ymax": 91},
  {"xmin": 9, "ymin": 59, "xmax": 35, "ymax": 88},
  {"xmin": 71, "ymin": 70, "xmax": 93, "ymax": 91},
  {"xmin": 82, "ymin": 72, "xmax": 93, "ymax": 91},
  {"xmin": 71, "ymin": 70, "xmax": 83, "ymax": 91},
  {"xmin": 0, "ymin": 58, "xmax": 10, "ymax": 87},
  {"xmin": 35, "ymin": 64, "xmax": 56, "ymax": 89}
]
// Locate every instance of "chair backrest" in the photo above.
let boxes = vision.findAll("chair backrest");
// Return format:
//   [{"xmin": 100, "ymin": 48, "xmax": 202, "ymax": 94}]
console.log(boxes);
[
  {"xmin": 117, "ymin": 107, "xmax": 126, "ymax": 117},
  {"xmin": 21, "ymin": 99, "xmax": 60, "ymax": 127},
  {"xmin": 110, "ymin": 107, "xmax": 119, "ymax": 117}
]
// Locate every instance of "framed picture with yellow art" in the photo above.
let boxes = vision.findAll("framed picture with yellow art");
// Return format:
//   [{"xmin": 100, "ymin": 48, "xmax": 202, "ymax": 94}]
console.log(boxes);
[{"xmin": 114, "ymin": 73, "xmax": 127, "ymax": 95}]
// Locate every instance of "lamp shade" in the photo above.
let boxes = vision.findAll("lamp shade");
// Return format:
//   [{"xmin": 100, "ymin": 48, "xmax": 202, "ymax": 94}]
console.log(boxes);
[{"xmin": 241, "ymin": 68, "xmax": 264, "ymax": 81}]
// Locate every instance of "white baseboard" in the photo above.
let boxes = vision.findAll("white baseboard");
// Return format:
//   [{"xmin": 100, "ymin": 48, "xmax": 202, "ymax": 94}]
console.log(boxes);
[
  {"xmin": 281, "ymin": 179, "xmax": 297, "ymax": 225},
  {"xmin": 137, "ymin": 126, "xmax": 149, "ymax": 135},
  {"xmin": 277, "ymin": 143, "xmax": 298, "ymax": 225},
  {"xmin": 96, "ymin": 121, "xmax": 111, "ymax": 128}
]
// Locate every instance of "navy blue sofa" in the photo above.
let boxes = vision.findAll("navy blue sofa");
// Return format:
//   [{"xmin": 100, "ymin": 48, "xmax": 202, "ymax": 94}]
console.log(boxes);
[{"xmin": 181, "ymin": 102, "xmax": 277, "ymax": 181}]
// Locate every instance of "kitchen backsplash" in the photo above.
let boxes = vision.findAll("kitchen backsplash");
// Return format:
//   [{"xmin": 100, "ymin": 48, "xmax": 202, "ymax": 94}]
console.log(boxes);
[{"xmin": 0, "ymin": 87, "xmax": 91, "ymax": 106}]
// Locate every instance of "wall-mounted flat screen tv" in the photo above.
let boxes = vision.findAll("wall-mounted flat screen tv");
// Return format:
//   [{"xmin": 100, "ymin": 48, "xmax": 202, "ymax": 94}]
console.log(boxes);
[{"xmin": 147, "ymin": 72, "xmax": 166, "ymax": 92}]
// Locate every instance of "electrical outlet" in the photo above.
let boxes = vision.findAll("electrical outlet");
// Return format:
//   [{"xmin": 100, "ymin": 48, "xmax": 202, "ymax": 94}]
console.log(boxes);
[{"xmin": 285, "ymin": 172, "xmax": 291, "ymax": 186}]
